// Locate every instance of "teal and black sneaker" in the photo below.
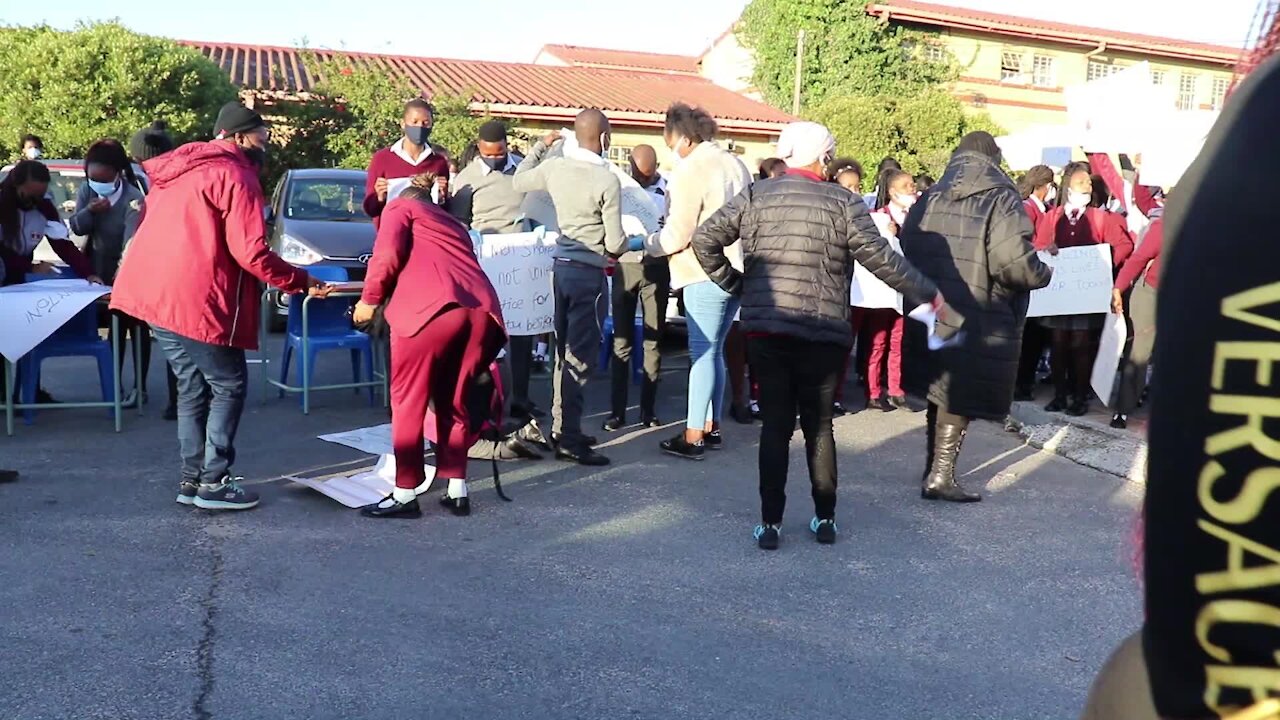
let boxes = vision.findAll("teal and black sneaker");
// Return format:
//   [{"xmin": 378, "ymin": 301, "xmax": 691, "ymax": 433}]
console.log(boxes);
[
  {"xmin": 753, "ymin": 524, "xmax": 781, "ymax": 550},
  {"xmin": 810, "ymin": 517, "xmax": 837, "ymax": 545}
]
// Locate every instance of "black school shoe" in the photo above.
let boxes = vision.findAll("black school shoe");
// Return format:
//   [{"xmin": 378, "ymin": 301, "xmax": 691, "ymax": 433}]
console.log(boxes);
[
  {"xmin": 640, "ymin": 416, "xmax": 662, "ymax": 429},
  {"xmin": 551, "ymin": 432, "xmax": 598, "ymax": 448},
  {"xmin": 705, "ymin": 430, "xmax": 724, "ymax": 450},
  {"xmin": 1066, "ymin": 399, "xmax": 1090, "ymax": 417},
  {"xmin": 602, "ymin": 416, "xmax": 626, "ymax": 433},
  {"xmin": 660, "ymin": 433, "xmax": 705, "ymax": 461},
  {"xmin": 361, "ymin": 495, "xmax": 423, "ymax": 519},
  {"xmin": 869, "ymin": 397, "xmax": 896, "ymax": 412},
  {"xmin": 1044, "ymin": 396, "xmax": 1069, "ymax": 413},
  {"xmin": 439, "ymin": 494, "xmax": 471, "ymax": 517},
  {"xmin": 1111, "ymin": 414, "xmax": 1128, "ymax": 429},
  {"xmin": 555, "ymin": 442, "xmax": 611, "ymax": 466}
]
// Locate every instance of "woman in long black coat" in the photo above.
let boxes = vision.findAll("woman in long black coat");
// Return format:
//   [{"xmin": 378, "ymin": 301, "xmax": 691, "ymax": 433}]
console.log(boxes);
[{"xmin": 899, "ymin": 132, "xmax": 1052, "ymax": 503}]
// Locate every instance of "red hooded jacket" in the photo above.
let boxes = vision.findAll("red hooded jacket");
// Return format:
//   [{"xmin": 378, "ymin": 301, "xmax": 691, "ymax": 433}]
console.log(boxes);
[{"xmin": 110, "ymin": 141, "xmax": 309, "ymax": 350}]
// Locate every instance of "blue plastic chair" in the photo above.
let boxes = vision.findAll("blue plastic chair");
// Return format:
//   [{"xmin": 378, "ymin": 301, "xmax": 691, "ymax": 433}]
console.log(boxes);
[
  {"xmin": 278, "ymin": 265, "xmax": 375, "ymax": 406},
  {"xmin": 17, "ymin": 281, "xmax": 115, "ymax": 424},
  {"xmin": 599, "ymin": 315, "xmax": 647, "ymax": 385}
]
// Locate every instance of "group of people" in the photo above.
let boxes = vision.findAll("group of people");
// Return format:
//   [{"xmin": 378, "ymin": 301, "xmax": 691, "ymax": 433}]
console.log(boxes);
[{"xmin": 2, "ymin": 94, "xmax": 1166, "ymax": 551}]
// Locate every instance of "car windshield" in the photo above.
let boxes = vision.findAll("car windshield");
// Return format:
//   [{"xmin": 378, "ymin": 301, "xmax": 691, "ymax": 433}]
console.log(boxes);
[
  {"xmin": 47, "ymin": 172, "xmax": 84, "ymax": 219},
  {"xmin": 285, "ymin": 178, "xmax": 369, "ymax": 222}
]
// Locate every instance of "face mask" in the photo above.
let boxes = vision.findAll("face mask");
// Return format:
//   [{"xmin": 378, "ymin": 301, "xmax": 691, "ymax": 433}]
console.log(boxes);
[
  {"xmin": 404, "ymin": 125, "xmax": 431, "ymax": 146},
  {"xmin": 1067, "ymin": 190, "xmax": 1090, "ymax": 208},
  {"xmin": 482, "ymin": 155, "xmax": 507, "ymax": 172},
  {"xmin": 24, "ymin": 148, "xmax": 41, "ymax": 160},
  {"xmin": 892, "ymin": 192, "xmax": 916, "ymax": 210},
  {"xmin": 88, "ymin": 179, "xmax": 118, "ymax": 197},
  {"xmin": 243, "ymin": 146, "xmax": 268, "ymax": 169},
  {"xmin": 1044, "ymin": 186, "xmax": 1057, "ymax": 204},
  {"xmin": 599, "ymin": 133, "xmax": 610, "ymax": 158}
]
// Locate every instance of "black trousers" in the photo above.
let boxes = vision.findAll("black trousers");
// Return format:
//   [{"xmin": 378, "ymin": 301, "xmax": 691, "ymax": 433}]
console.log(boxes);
[
  {"xmin": 508, "ymin": 335, "xmax": 533, "ymax": 407},
  {"xmin": 610, "ymin": 261, "xmax": 670, "ymax": 420},
  {"xmin": 1016, "ymin": 319, "xmax": 1046, "ymax": 392},
  {"xmin": 749, "ymin": 336, "xmax": 846, "ymax": 525},
  {"xmin": 1116, "ymin": 280, "xmax": 1157, "ymax": 415}
]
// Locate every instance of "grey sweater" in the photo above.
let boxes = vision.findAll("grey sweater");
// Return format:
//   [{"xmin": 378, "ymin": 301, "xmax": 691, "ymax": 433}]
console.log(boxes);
[
  {"xmin": 512, "ymin": 140, "xmax": 625, "ymax": 267},
  {"xmin": 450, "ymin": 155, "xmax": 527, "ymax": 234},
  {"xmin": 69, "ymin": 182, "xmax": 144, "ymax": 285}
]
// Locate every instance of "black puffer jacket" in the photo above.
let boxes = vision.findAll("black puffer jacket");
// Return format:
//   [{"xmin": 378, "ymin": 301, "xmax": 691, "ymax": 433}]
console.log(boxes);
[
  {"xmin": 900, "ymin": 150, "xmax": 1052, "ymax": 420},
  {"xmin": 692, "ymin": 173, "xmax": 938, "ymax": 347}
]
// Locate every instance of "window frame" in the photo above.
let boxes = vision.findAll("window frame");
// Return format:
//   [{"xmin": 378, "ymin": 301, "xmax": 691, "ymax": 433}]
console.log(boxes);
[
  {"xmin": 1210, "ymin": 76, "xmax": 1230, "ymax": 110},
  {"xmin": 1000, "ymin": 49, "xmax": 1026, "ymax": 84},
  {"xmin": 1031, "ymin": 54, "xmax": 1056, "ymax": 88},
  {"xmin": 1177, "ymin": 73, "xmax": 1199, "ymax": 111}
]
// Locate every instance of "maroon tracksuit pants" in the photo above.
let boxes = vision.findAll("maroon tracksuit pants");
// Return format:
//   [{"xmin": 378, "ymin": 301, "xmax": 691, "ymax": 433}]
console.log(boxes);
[{"xmin": 390, "ymin": 306, "xmax": 504, "ymax": 490}]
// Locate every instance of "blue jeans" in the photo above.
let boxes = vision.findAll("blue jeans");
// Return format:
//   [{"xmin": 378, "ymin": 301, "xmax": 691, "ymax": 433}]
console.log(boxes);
[
  {"xmin": 153, "ymin": 327, "xmax": 248, "ymax": 484},
  {"xmin": 683, "ymin": 281, "xmax": 739, "ymax": 430}
]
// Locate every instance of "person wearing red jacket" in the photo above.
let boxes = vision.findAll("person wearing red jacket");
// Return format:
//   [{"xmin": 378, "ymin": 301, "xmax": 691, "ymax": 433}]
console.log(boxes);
[
  {"xmin": 111, "ymin": 102, "xmax": 329, "ymax": 512},
  {"xmin": 1108, "ymin": 215, "xmax": 1164, "ymax": 429},
  {"xmin": 1033, "ymin": 161, "xmax": 1135, "ymax": 417},
  {"xmin": 353, "ymin": 174, "xmax": 507, "ymax": 519},
  {"xmin": 362, "ymin": 98, "xmax": 450, "ymax": 228}
]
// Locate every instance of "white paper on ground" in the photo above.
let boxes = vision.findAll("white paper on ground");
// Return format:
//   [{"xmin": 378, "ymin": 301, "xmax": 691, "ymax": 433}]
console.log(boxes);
[
  {"xmin": 289, "ymin": 455, "xmax": 437, "ymax": 508},
  {"xmin": 906, "ymin": 304, "xmax": 964, "ymax": 350},
  {"xmin": 318, "ymin": 424, "xmax": 394, "ymax": 456},
  {"xmin": 1091, "ymin": 313, "xmax": 1127, "ymax": 406},
  {"xmin": 0, "ymin": 279, "xmax": 112, "ymax": 361}
]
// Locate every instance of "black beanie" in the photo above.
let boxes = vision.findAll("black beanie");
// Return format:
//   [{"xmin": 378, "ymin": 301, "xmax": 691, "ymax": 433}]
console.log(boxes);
[
  {"xmin": 129, "ymin": 120, "xmax": 174, "ymax": 162},
  {"xmin": 955, "ymin": 131, "xmax": 1002, "ymax": 160},
  {"xmin": 213, "ymin": 101, "xmax": 265, "ymax": 138}
]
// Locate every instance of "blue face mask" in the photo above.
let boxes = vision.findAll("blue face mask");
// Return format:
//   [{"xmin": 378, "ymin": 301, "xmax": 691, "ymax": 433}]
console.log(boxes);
[{"xmin": 88, "ymin": 179, "xmax": 117, "ymax": 197}]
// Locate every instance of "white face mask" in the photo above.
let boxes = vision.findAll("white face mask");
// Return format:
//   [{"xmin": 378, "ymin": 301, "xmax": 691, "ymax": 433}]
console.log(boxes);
[
  {"xmin": 1067, "ymin": 190, "xmax": 1091, "ymax": 209},
  {"xmin": 892, "ymin": 192, "xmax": 916, "ymax": 210},
  {"xmin": 1044, "ymin": 185, "xmax": 1057, "ymax": 204},
  {"xmin": 24, "ymin": 147, "xmax": 41, "ymax": 160}
]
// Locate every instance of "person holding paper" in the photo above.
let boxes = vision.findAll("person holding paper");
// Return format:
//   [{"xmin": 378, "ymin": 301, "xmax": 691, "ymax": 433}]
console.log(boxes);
[
  {"xmin": 900, "ymin": 131, "xmax": 1053, "ymax": 504},
  {"xmin": 863, "ymin": 169, "xmax": 919, "ymax": 413},
  {"xmin": 362, "ymin": 98, "xmax": 450, "ymax": 228},
  {"xmin": 1034, "ymin": 161, "xmax": 1135, "ymax": 417},
  {"xmin": 642, "ymin": 104, "xmax": 753, "ymax": 459},
  {"xmin": 692, "ymin": 121, "xmax": 943, "ymax": 549},
  {"xmin": 1109, "ymin": 215, "xmax": 1164, "ymax": 429},
  {"xmin": 354, "ymin": 175, "xmax": 507, "ymax": 518},
  {"xmin": 510, "ymin": 109, "xmax": 627, "ymax": 466},
  {"xmin": 601, "ymin": 144, "xmax": 670, "ymax": 432},
  {"xmin": 111, "ymin": 101, "xmax": 332, "ymax": 511}
]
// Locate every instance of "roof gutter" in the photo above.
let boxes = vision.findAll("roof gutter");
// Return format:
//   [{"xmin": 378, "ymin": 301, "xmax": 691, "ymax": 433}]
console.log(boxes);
[{"xmin": 1085, "ymin": 41, "xmax": 1107, "ymax": 58}]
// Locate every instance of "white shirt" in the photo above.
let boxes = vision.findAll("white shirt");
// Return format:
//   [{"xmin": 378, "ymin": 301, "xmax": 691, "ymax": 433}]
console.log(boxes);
[
  {"xmin": 390, "ymin": 138, "xmax": 435, "ymax": 167},
  {"xmin": 639, "ymin": 175, "xmax": 669, "ymax": 223},
  {"xmin": 18, "ymin": 206, "xmax": 50, "ymax": 255}
]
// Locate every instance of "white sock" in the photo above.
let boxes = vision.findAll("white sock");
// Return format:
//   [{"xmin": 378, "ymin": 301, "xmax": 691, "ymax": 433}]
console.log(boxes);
[
  {"xmin": 392, "ymin": 486, "xmax": 416, "ymax": 504},
  {"xmin": 447, "ymin": 478, "xmax": 468, "ymax": 499}
]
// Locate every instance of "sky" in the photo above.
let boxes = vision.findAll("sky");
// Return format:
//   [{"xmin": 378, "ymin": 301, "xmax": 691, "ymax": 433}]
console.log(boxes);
[{"xmin": 0, "ymin": 0, "xmax": 1264, "ymax": 62}]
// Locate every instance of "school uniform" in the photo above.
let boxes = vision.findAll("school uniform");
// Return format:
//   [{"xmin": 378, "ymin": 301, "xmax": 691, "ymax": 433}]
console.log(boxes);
[
  {"xmin": 362, "ymin": 139, "xmax": 451, "ymax": 228},
  {"xmin": 1033, "ymin": 205, "xmax": 1135, "ymax": 331}
]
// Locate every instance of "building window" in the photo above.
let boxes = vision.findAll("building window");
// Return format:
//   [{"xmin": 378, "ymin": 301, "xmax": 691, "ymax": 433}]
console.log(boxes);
[
  {"xmin": 1151, "ymin": 69, "xmax": 1166, "ymax": 85},
  {"xmin": 1001, "ymin": 50, "xmax": 1025, "ymax": 83},
  {"xmin": 1211, "ymin": 76, "xmax": 1230, "ymax": 110},
  {"xmin": 606, "ymin": 145, "xmax": 633, "ymax": 170},
  {"xmin": 1177, "ymin": 73, "xmax": 1199, "ymax": 110},
  {"xmin": 1032, "ymin": 55, "xmax": 1055, "ymax": 87},
  {"xmin": 923, "ymin": 44, "xmax": 946, "ymax": 63},
  {"xmin": 1086, "ymin": 59, "xmax": 1124, "ymax": 81}
]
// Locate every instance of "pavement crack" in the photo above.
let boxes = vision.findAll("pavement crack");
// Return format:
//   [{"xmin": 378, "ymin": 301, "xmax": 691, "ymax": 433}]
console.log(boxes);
[{"xmin": 192, "ymin": 535, "xmax": 224, "ymax": 720}]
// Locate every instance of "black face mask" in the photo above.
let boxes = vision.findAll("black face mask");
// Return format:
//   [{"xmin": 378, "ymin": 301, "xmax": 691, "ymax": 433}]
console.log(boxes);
[
  {"xmin": 404, "ymin": 125, "xmax": 431, "ymax": 146},
  {"xmin": 481, "ymin": 155, "xmax": 507, "ymax": 172},
  {"xmin": 243, "ymin": 146, "xmax": 268, "ymax": 169}
]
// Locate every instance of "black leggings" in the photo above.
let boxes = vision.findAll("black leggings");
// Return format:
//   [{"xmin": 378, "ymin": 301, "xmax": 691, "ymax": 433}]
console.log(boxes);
[{"xmin": 1049, "ymin": 329, "xmax": 1096, "ymax": 400}]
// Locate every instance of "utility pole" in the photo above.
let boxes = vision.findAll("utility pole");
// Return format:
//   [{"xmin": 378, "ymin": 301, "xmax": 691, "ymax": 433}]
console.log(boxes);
[{"xmin": 792, "ymin": 29, "xmax": 805, "ymax": 115}]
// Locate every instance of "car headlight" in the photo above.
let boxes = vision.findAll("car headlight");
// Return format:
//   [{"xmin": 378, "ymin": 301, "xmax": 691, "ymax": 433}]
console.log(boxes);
[{"xmin": 279, "ymin": 233, "xmax": 323, "ymax": 265}]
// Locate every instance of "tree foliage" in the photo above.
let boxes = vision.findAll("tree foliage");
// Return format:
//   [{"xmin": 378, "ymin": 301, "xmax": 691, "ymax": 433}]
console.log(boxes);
[
  {"xmin": 272, "ymin": 54, "xmax": 484, "ymax": 177},
  {"xmin": 0, "ymin": 22, "xmax": 238, "ymax": 159},
  {"xmin": 737, "ymin": 0, "xmax": 955, "ymax": 108},
  {"xmin": 808, "ymin": 90, "xmax": 1002, "ymax": 180}
]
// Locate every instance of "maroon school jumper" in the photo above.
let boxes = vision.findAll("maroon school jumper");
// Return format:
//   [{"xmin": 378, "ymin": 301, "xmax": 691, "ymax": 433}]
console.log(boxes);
[
  {"xmin": 362, "ymin": 143, "xmax": 451, "ymax": 228},
  {"xmin": 362, "ymin": 198, "xmax": 505, "ymax": 488}
]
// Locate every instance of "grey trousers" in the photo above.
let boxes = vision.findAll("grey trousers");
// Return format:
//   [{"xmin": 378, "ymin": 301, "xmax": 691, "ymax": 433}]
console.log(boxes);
[
  {"xmin": 610, "ymin": 261, "xmax": 670, "ymax": 420},
  {"xmin": 551, "ymin": 262, "xmax": 607, "ymax": 442},
  {"xmin": 1116, "ymin": 279, "xmax": 1157, "ymax": 415}
]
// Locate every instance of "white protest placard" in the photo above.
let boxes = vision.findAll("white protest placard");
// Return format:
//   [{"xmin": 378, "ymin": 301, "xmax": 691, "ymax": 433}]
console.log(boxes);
[
  {"xmin": 385, "ymin": 177, "xmax": 442, "ymax": 204},
  {"xmin": 1027, "ymin": 245, "xmax": 1114, "ymax": 318},
  {"xmin": 850, "ymin": 213, "xmax": 904, "ymax": 312},
  {"xmin": 1138, "ymin": 110, "xmax": 1218, "ymax": 189},
  {"xmin": 473, "ymin": 229, "xmax": 558, "ymax": 336},
  {"xmin": 0, "ymin": 279, "xmax": 111, "ymax": 362},
  {"xmin": 1091, "ymin": 313, "xmax": 1127, "ymax": 406},
  {"xmin": 289, "ymin": 455, "xmax": 436, "ymax": 508},
  {"xmin": 1066, "ymin": 62, "xmax": 1177, "ymax": 154}
]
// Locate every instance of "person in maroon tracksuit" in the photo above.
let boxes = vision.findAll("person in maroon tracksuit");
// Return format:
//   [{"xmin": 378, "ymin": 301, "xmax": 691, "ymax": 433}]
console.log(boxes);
[{"xmin": 354, "ymin": 174, "xmax": 507, "ymax": 519}]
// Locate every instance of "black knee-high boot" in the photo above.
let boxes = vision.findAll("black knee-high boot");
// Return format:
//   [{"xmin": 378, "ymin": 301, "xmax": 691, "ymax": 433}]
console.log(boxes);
[{"xmin": 922, "ymin": 407, "xmax": 981, "ymax": 503}]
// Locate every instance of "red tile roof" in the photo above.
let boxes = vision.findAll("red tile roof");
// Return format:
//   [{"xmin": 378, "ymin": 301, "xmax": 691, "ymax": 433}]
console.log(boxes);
[
  {"xmin": 866, "ymin": 1, "xmax": 1242, "ymax": 66},
  {"xmin": 537, "ymin": 44, "xmax": 701, "ymax": 75},
  {"xmin": 182, "ymin": 41, "xmax": 792, "ymax": 136}
]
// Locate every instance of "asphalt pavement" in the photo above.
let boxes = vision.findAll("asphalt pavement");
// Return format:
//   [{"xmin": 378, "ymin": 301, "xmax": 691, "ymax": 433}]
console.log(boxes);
[{"xmin": 0, "ymin": 340, "xmax": 1143, "ymax": 720}]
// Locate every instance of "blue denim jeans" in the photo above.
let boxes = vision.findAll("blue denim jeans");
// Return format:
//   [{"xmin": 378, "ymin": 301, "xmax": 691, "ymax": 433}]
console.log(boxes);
[
  {"xmin": 683, "ymin": 281, "xmax": 739, "ymax": 430},
  {"xmin": 153, "ymin": 327, "xmax": 248, "ymax": 484}
]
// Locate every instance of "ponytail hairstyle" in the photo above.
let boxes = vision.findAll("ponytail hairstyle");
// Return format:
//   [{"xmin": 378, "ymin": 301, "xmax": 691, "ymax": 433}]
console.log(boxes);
[
  {"xmin": 1016, "ymin": 165, "xmax": 1055, "ymax": 200},
  {"xmin": 400, "ymin": 172, "xmax": 439, "ymax": 203},
  {"xmin": 875, "ymin": 168, "xmax": 912, "ymax": 212}
]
